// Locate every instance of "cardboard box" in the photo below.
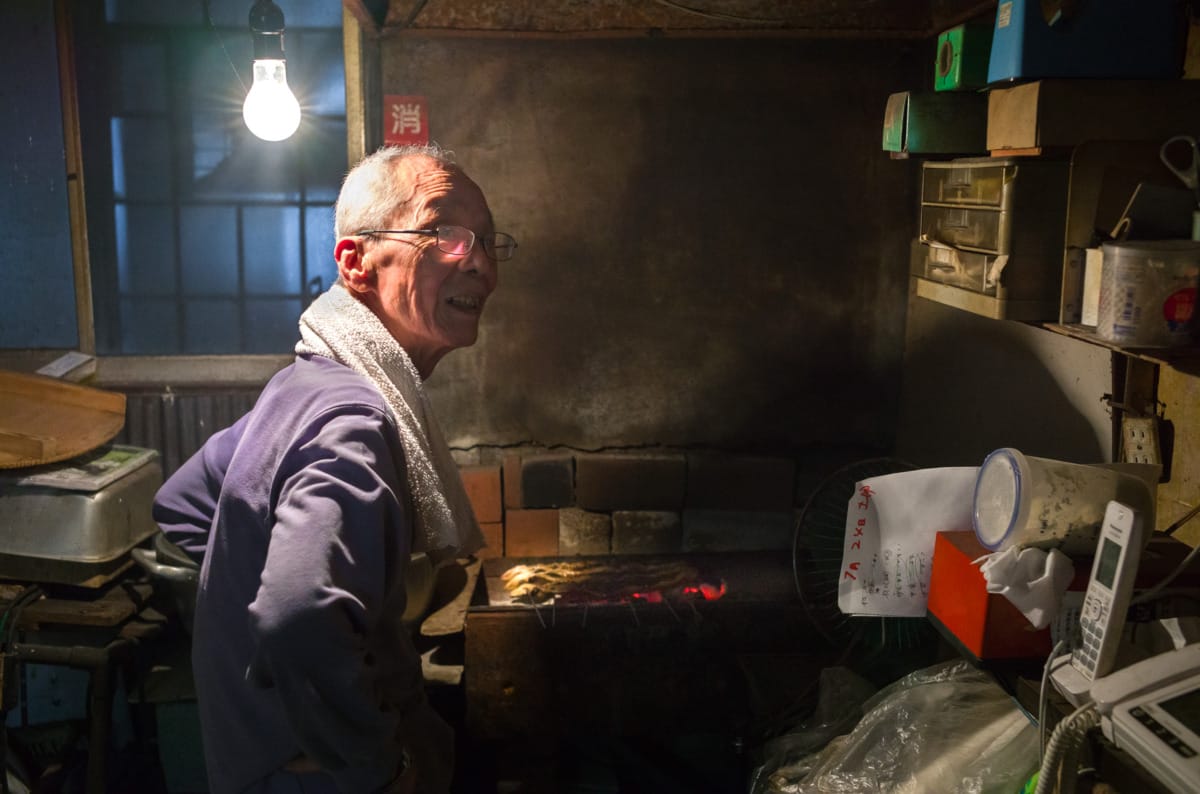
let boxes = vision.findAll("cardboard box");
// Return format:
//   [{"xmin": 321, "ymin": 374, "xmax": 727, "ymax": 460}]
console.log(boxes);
[
  {"xmin": 987, "ymin": 79, "xmax": 1200, "ymax": 153},
  {"xmin": 882, "ymin": 90, "xmax": 988, "ymax": 155}
]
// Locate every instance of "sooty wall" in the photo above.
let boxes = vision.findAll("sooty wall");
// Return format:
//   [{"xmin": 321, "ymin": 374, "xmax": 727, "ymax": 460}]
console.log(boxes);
[{"xmin": 382, "ymin": 34, "xmax": 924, "ymax": 456}]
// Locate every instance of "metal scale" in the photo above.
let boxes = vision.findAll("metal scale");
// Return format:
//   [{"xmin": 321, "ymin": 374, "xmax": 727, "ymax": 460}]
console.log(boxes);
[
  {"xmin": 0, "ymin": 445, "xmax": 162, "ymax": 588},
  {"xmin": 0, "ymin": 368, "xmax": 161, "ymax": 588}
]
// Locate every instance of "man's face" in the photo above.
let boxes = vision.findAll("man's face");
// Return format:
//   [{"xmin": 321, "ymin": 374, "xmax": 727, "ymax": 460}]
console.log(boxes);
[{"xmin": 355, "ymin": 157, "xmax": 498, "ymax": 375}]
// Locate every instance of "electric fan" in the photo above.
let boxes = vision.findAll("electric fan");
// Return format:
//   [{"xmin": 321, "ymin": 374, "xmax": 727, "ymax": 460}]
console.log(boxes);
[{"xmin": 791, "ymin": 457, "xmax": 940, "ymax": 665}]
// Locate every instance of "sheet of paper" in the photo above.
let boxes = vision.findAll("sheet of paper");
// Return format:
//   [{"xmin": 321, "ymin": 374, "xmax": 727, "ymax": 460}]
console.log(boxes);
[{"xmin": 838, "ymin": 467, "xmax": 977, "ymax": 618}]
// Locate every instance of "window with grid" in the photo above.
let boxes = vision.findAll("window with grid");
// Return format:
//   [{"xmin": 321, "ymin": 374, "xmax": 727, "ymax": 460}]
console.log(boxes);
[{"xmin": 90, "ymin": 0, "xmax": 347, "ymax": 355}]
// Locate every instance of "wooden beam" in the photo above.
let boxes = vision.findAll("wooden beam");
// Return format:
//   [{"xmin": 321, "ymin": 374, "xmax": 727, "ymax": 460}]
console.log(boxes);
[
  {"xmin": 380, "ymin": 25, "xmax": 930, "ymax": 41},
  {"xmin": 928, "ymin": 0, "xmax": 997, "ymax": 35},
  {"xmin": 379, "ymin": 0, "xmax": 934, "ymax": 38},
  {"xmin": 342, "ymin": 0, "xmax": 381, "ymax": 37},
  {"xmin": 54, "ymin": 0, "xmax": 96, "ymax": 355},
  {"xmin": 344, "ymin": 6, "xmax": 368, "ymax": 167}
]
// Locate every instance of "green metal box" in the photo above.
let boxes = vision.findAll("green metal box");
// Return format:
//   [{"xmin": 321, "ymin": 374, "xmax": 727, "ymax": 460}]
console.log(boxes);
[{"xmin": 882, "ymin": 91, "xmax": 988, "ymax": 155}]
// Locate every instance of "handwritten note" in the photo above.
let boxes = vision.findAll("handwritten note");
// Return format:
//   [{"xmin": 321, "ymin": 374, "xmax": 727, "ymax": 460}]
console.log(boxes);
[{"xmin": 837, "ymin": 467, "xmax": 977, "ymax": 618}]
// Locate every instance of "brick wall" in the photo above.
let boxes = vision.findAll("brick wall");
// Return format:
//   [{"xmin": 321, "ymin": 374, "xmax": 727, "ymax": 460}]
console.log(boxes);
[{"xmin": 458, "ymin": 450, "xmax": 799, "ymax": 558}]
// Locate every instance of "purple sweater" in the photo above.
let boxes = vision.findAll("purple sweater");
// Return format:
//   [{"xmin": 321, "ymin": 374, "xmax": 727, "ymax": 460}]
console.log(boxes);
[{"xmin": 153, "ymin": 355, "xmax": 424, "ymax": 793}]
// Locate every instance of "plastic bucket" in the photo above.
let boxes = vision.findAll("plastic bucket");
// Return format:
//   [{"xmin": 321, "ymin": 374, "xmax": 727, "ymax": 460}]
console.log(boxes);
[{"xmin": 1096, "ymin": 240, "xmax": 1200, "ymax": 347}]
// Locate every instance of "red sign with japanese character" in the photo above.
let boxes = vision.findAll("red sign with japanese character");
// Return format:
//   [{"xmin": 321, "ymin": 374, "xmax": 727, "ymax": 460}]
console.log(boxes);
[{"xmin": 383, "ymin": 95, "xmax": 428, "ymax": 146}]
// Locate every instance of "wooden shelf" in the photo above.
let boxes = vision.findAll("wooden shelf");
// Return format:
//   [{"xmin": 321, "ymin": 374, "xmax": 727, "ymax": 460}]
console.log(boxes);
[
  {"xmin": 912, "ymin": 276, "xmax": 1060, "ymax": 323},
  {"xmin": 1043, "ymin": 323, "xmax": 1200, "ymax": 367}
]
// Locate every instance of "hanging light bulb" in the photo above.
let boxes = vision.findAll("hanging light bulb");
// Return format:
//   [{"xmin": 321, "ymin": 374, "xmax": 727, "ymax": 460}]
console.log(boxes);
[{"xmin": 242, "ymin": 0, "xmax": 301, "ymax": 142}]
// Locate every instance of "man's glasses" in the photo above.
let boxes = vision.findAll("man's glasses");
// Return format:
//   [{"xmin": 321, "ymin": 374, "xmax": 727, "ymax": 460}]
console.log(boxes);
[{"xmin": 356, "ymin": 226, "xmax": 518, "ymax": 261}]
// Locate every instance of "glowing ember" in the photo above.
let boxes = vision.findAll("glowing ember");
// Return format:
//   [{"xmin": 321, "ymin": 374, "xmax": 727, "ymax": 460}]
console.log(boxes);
[
  {"xmin": 629, "ymin": 581, "xmax": 726, "ymax": 604},
  {"xmin": 683, "ymin": 581, "xmax": 727, "ymax": 600}
]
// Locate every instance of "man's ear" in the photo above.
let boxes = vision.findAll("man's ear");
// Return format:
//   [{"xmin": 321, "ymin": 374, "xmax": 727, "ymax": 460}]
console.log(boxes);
[{"xmin": 335, "ymin": 237, "xmax": 373, "ymax": 293}]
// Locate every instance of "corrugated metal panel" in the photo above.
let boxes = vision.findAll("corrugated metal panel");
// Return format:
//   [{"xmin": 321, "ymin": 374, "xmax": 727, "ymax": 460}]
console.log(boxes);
[{"xmin": 116, "ymin": 390, "xmax": 260, "ymax": 476}]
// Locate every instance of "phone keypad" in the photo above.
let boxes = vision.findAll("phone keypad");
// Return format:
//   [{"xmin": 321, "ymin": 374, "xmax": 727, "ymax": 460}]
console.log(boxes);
[{"xmin": 1072, "ymin": 592, "xmax": 1111, "ymax": 675}]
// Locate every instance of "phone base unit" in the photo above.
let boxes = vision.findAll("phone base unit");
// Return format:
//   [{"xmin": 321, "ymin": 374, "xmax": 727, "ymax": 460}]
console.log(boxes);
[{"xmin": 1091, "ymin": 644, "xmax": 1200, "ymax": 794}]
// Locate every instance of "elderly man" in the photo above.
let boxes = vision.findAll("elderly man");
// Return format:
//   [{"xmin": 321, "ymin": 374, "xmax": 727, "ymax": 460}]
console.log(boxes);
[{"xmin": 152, "ymin": 145, "xmax": 516, "ymax": 793}]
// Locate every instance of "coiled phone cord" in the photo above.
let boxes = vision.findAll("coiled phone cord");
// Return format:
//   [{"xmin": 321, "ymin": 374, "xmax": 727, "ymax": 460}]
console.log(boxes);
[{"xmin": 1034, "ymin": 703, "xmax": 1100, "ymax": 794}]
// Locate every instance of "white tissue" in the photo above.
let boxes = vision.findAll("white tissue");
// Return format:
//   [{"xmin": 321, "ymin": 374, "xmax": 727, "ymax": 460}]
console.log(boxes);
[{"xmin": 975, "ymin": 546, "xmax": 1076, "ymax": 630}]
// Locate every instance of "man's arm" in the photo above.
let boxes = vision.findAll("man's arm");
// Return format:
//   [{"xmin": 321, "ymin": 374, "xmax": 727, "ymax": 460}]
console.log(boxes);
[{"xmin": 152, "ymin": 414, "xmax": 248, "ymax": 564}]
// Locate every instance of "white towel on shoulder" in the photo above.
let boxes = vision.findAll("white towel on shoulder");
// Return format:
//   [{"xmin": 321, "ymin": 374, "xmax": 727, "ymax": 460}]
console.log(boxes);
[{"xmin": 296, "ymin": 283, "xmax": 483, "ymax": 565}]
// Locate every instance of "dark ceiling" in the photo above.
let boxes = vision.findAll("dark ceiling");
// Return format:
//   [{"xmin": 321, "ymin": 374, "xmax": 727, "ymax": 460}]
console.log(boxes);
[{"xmin": 345, "ymin": 0, "xmax": 998, "ymax": 38}]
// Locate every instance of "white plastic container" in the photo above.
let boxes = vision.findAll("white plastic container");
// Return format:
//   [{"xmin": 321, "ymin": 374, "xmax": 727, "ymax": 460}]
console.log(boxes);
[
  {"xmin": 973, "ymin": 448, "xmax": 1155, "ymax": 555},
  {"xmin": 1096, "ymin": 240, "xmax": 1200, "ymax": 347}
]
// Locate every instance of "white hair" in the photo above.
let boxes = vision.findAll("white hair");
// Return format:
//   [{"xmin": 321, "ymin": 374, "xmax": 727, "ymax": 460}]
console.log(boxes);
[{"xmin": 333, "ymin": 143, "xmax": 459, "ymax": 238}]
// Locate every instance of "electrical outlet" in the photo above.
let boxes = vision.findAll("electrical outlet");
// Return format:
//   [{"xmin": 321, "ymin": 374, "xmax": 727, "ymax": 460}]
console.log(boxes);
[{"xmin": 1121, "ymin": 415, "xmax": 1161, "ymax": 465}]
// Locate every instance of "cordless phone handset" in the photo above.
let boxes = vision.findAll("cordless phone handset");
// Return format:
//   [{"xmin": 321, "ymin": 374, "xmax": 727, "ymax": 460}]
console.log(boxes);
[{"xmin": 1070, "ymin": 501, "xmax": 1144, "ymax": 682}]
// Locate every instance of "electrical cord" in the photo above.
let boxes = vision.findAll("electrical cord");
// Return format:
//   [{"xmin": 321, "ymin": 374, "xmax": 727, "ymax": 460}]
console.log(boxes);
[
  {"xmin": 201, "ymin": 0, "xmax": 247, "ymax": 93},
  {"xmin": 1161, "ymin": 500, "xmax": 1200, "ymax": 537},
  {"xmin": 1059, "ymin": 708, "xmax": 1098, "ymax": 794},
  {"xmin": 1039, "ymin": 639, "xmax": 1069, "ymax": 763},
  {"xmin": 1034, "ymin": 703, "xmax": 1100, "ymax": 794},
  {"xmin": 1131, "ymin": 503, "xmax": 1200, "ymax": 607}
]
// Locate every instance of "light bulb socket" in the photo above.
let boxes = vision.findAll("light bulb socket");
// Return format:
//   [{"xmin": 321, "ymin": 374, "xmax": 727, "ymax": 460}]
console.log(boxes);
[{"xmin": 249, "ymin": 0, "xmax": 286, "ymax": 60}]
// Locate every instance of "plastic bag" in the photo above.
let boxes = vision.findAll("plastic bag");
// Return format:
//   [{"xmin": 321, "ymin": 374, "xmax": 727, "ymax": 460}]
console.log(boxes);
[
  {"xmin": 749, "ymin": 667, "xmax": 878, "ymax": 794},
  {"xmin": 759, "ymin": 660, "xmax": 1038, "ymax": 794}
]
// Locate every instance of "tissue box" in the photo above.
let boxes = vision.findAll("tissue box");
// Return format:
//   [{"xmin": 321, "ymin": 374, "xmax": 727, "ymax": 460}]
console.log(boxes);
[
  {"xmin": 927, "ymin": 531, "xmax": 1071, "ymax": 662},
  {"xmin": 928, "ymin": 530, "xmax": 1200, "ymax": 663}
]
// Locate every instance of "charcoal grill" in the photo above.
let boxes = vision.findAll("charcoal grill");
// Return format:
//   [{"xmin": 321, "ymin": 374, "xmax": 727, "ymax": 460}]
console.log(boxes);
[{"xmin": 464, "ymin": 551, "xmax": 828, "ymax": 740}]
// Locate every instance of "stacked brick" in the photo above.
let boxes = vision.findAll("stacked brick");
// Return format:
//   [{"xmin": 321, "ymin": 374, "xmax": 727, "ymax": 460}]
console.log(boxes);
[{"xmin": 458, "ymin": 450, "xmax": 798, "ymax": 559}]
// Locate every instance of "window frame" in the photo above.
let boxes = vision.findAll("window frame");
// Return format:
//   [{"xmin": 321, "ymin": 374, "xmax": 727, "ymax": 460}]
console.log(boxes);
[{"xmin": 0, "ymin": 4, "xmax": 374, "ymax": 390}]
